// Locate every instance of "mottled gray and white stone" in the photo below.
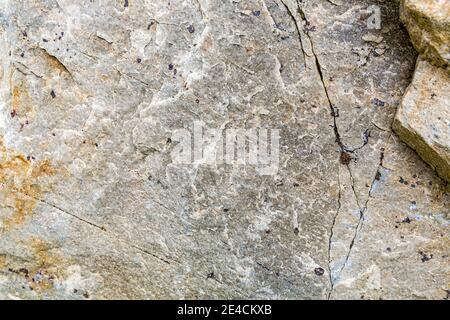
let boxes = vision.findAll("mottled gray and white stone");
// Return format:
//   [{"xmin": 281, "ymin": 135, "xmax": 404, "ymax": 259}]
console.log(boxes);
[{"xmin": 0, "ymin": 0, "xmax": 448, "ymax": 300}]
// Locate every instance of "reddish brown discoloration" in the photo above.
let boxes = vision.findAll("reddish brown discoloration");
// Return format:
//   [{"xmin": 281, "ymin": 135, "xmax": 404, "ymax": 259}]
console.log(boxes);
[
  {"xmin": 3, "ymin": 238, "xmax": 68, "ymax": 293},
  {"xmin": 0, "ymin": 138, "xmax": 56, "ymax": 229}
]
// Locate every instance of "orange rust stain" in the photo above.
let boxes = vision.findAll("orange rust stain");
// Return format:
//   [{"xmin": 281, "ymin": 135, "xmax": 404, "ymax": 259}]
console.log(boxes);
[
  {"xmin": 44, "ymin": 53, "xmax": 70, "ymax": 74},
  {"xmin": 0, "ymin": 255, "xmax": 5, "ymax": 269},
  {"xmin": 10, "ymin": 84, "xmax": 34, "ymax": 123},
  {"xmin": 28, "ymin": 237, "xmax": 68, "ymax": 291},
  {"xmin": 12, "ymin": 86, "xmax": 20, "ymax": 112},
  {"xmin": 2, "ymin": 238, "xmax": 67, "ymax": 292},
  {"xmin": 0, "ymin": 138, "xmax": 56, "ymax": 229},
  {"xmin": 31, "ymin": 238, "xmax": 62, "ymax": 269}
]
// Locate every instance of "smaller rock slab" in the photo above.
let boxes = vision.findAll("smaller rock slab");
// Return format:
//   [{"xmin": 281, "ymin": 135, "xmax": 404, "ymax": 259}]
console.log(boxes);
[
  {"xmin": 393, "ymin": 58, "xmax": 450, "ymax": 182},
  {"xmin": 400, "ymin": 0, "xmax": 450, "ymax": 70}
]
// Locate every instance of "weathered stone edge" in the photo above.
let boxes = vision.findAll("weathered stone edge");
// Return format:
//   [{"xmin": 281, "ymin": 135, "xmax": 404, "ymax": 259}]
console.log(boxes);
[
  {"xmin": 393, "ymin": 88, "xmax": 450, "ymax": 183},
  {"xmin": 399, "ymin": 0, "xmax": 450, "ymax": 72}
]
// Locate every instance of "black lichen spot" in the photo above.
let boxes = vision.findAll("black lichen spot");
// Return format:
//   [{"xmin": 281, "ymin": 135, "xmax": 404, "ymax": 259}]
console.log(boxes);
[
  {"xmin": 42, "ymin": 38, "xmax": 48, "ymax": 42},
  {"xmin": 50, "ymin": 90, "xmax": 56, "ymax": 98},
  {"xmin": 136, "ymin": 57, "xmax": 142, "ymax": 63},
  {"xmin": 195, "ymin": 98, "xmax": 200, "ymax": 104},
  {"xmin": 223, "ymin": 208, "xmax": 230, "ymax": 212},
  {"xmin": 207, "ymin": 272, "xmax": 215, "ymax": 279},
  {"xmin": 124, "ymin": 0, "xmax": 129, "ymax": 7},
  {"xmin": 20, "ymin": 52, "xmax": 25, "ymax": 58},
  {"xmin": 340, "ymin": 151, "xmax": 352, "ymax": 165},
  {"xmin": 401, "ymin": 217, "xmax": 412, "ymax": 224},
  {"xmin": 187, "ymin": 25, "xmax": 195, "ymax": 33},
  {"xmin": 168, "ymin": 63, "xmax": 174, "ymax": 70},
  {"xmin": 10, "ymin": 110, "xmax": 17, "ymax": 118},
  {"xmin": 418, "ymin": 251, "xmax": 433, "ymax": 263},
  {"xmin": 294, "ymin": 227, "xmax": 299, "ymax": 234},
  {"xmin": 314, "ymin": 267, "xmax": 325, "ymax": 276},
  {"xmin": 252, "ymin": 10, "xmax": 261, "ymax": 17},
  {"xmin": 371, "ymin": 98, "xmax": 385, "ymax": 107}
]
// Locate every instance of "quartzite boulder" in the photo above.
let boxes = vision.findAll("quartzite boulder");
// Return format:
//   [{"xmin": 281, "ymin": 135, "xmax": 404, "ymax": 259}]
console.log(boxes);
[
  {"xmin": 393, "ymin": 58, "xmax": 450, "ymax": 182},
  {"xmin": 400, "ymin": 0, "xmax": 450, "ymax": 70},
  {"xmin": 396, "ymin": 0, "xmax": 450, "ymax": 182}
]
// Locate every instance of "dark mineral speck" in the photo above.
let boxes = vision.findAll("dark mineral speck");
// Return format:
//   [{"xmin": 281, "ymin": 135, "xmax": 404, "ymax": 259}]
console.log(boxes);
[
  {"xmin": 314, "ymin": 267, "xmax": 325, "ymax": 276},
  {"xmin": 371, "ymin": 98, "xmax": 385, "ymax": 107},
  {"xmin": 419, "ymin": 251, "xmax": 433, "ymax": 263}
]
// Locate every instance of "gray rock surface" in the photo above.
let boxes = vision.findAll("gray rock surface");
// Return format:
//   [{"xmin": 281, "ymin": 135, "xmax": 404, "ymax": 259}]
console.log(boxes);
[{"xmin": 0, "ymin": 0, "xmax": 448, "ymax": 299}]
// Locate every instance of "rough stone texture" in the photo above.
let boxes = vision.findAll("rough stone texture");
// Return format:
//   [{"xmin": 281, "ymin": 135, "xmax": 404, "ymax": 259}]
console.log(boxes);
[
  {"xmin": 400, "ymin": 0, "xmax": 450, "ymax": 70},
  {"xmin": 395, "ymin": 0, "xmax": 450, "ymax": 183},
  {"xmin": 393, "ymin": 58, "xmax": 450, "ymax": 182},
  {"xmin": 0, "ymin": 0, "xmax": 448, "ymax": 300}
]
